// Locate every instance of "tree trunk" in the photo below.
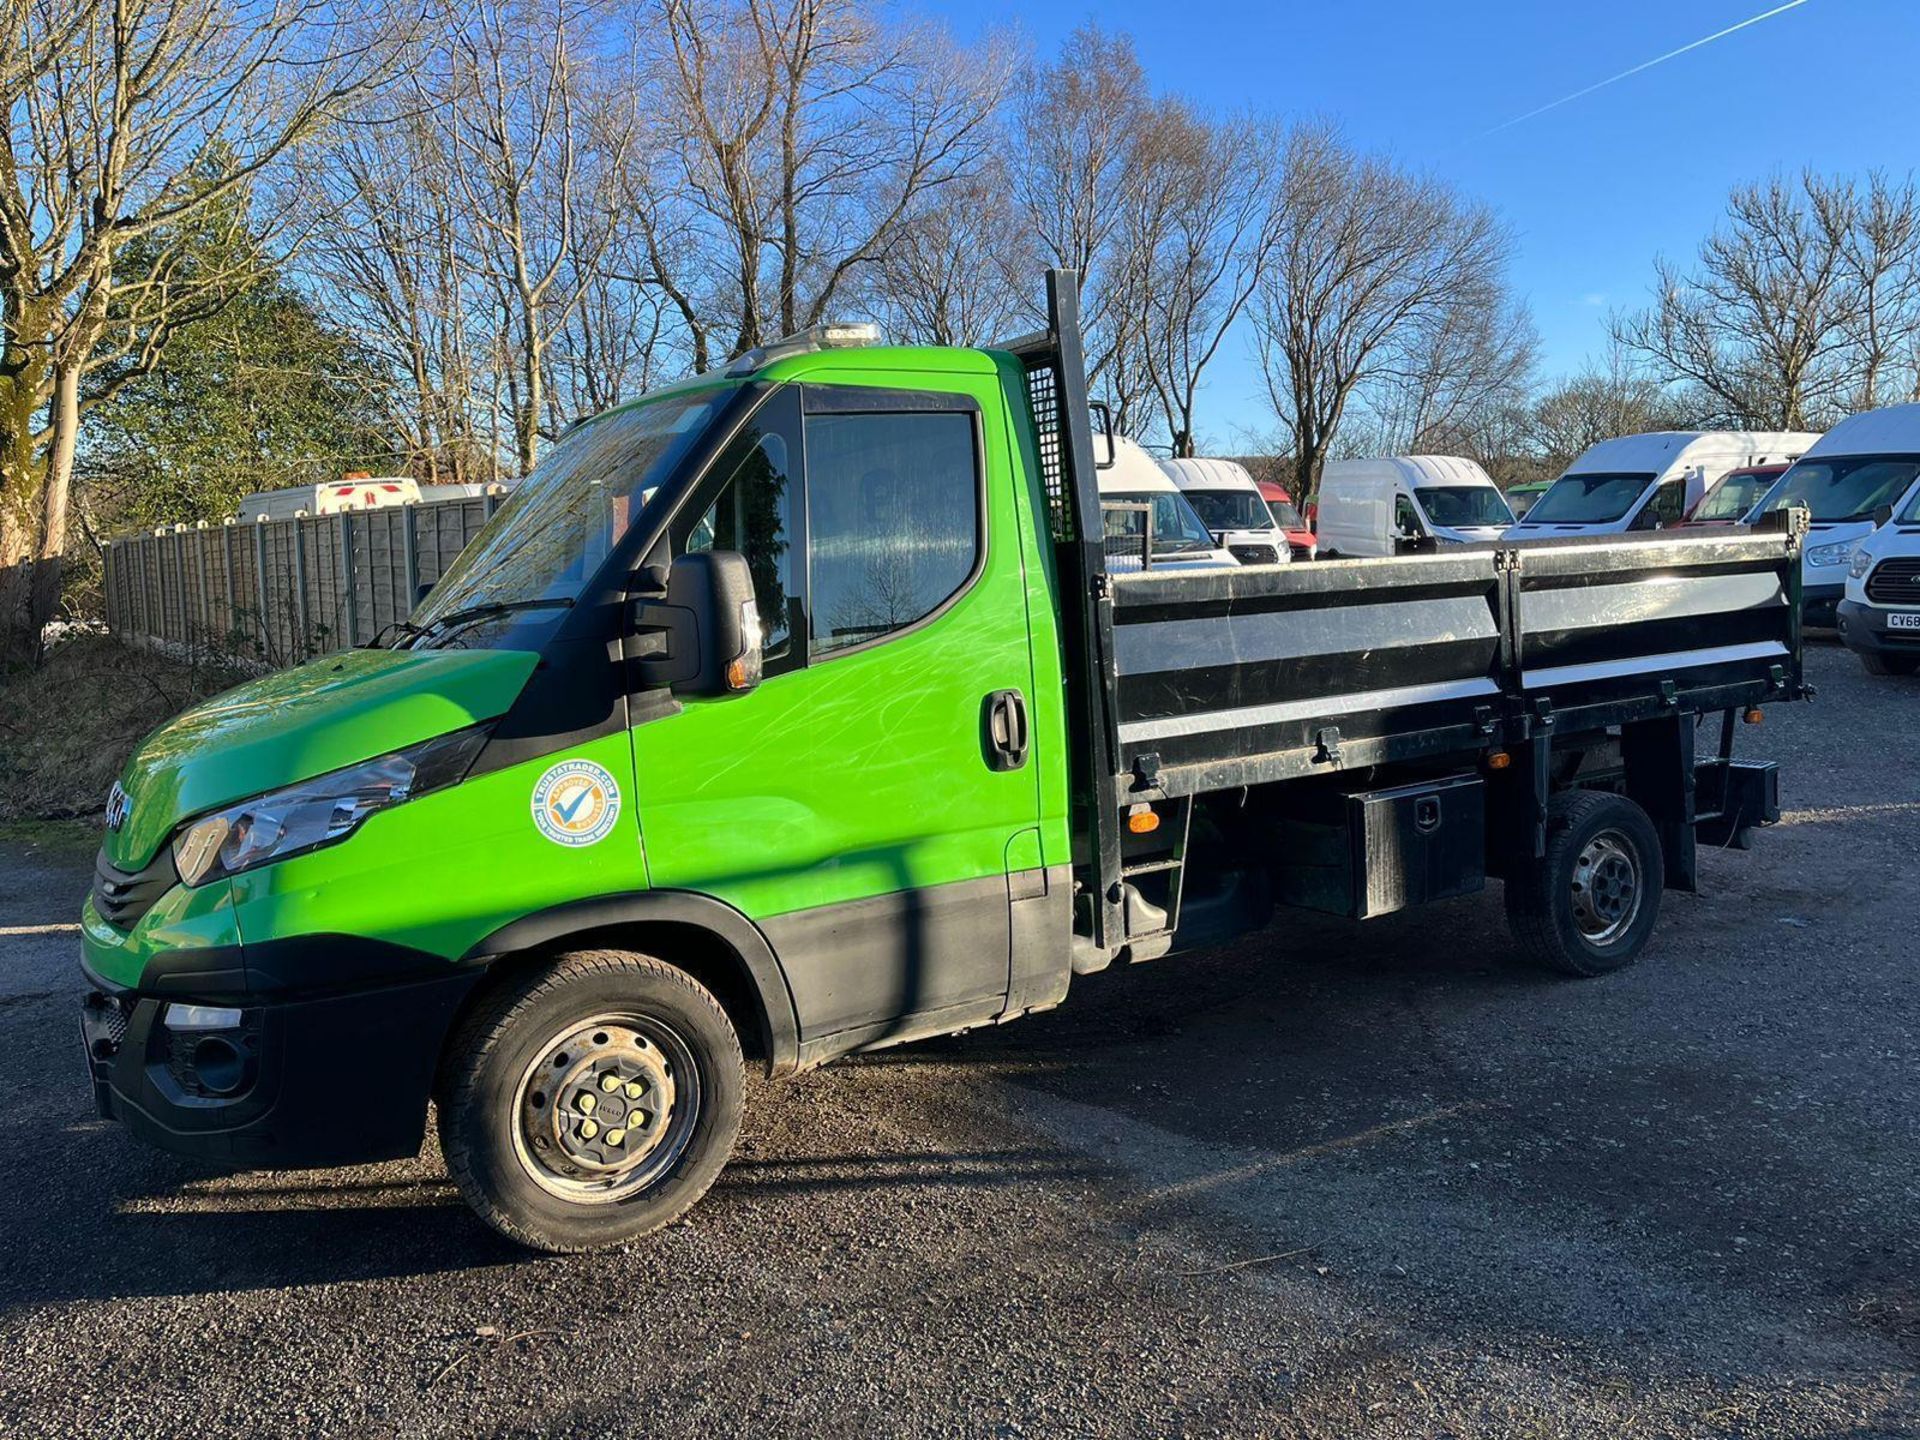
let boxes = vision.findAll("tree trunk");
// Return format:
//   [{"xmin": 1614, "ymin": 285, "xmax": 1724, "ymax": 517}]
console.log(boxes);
[{"xmin": 0, "ymin": 323, "xmax": 52, "ymax": 665}]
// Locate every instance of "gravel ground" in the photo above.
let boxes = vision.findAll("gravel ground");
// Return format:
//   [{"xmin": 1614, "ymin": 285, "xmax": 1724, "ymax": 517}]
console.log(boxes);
[{"xmin": 1, "ymin": 640, "xmax": 1915, "ymax": 1438}]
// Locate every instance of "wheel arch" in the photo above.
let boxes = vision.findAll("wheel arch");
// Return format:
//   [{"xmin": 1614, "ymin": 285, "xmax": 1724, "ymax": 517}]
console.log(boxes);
[{"xmin": 456, "ymin": 891, "xmax": 801, "ymax": 1077}]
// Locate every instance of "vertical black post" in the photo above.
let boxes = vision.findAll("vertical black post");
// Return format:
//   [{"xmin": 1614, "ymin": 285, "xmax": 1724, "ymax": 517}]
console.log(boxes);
[
  {"xmin": 402, "ymin": 504, "xmax": 421, "ymax": 614},
  {"xmin": 1622, "ymin": 713, "xmax": 1698, "ymax": 894},
  {"xmin": 253, "ymin": 520, "xmax": 271, "ymax": 656},
  {"xmin": 293, "ymin": 519, "xmax": 311, "ymax": 658},
  {"xmin": 338, "ymin": 511, "xmax": 360, "ymax": 646}
]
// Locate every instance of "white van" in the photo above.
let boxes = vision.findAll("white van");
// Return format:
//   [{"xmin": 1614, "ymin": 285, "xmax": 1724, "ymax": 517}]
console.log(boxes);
[
  {"xmin": 1753, "ymin": 405, "xmax": 1920, "ymax": 632},
  {"xmin": 1507, "ymin": 431, "xmax": 1816, "ymax": 540},
  {"xmin": 1158, "ymin": 457, "xmax": 1291, "ymax": 566},
  {"xmin": 237, "ymin": 474, "xmax": 421, "ymax": 523},
  {"xmin": 1098, "ymin": 437, "xmax": 1238, "ymax": 572},
  {"xmin": 1314, "ymin": 455, "xmax": 1515, "ymax": 558}
]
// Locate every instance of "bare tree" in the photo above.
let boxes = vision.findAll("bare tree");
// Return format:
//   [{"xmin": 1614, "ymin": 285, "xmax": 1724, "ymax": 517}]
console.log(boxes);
[
  {"xmin": 1251, "ymin": 124, "xmax": 1522, "ymax": 496},
  {"xmin": 441, "ymin": 0, "xmax": 634, "ymax": 474},
  {"xmin": 1007, "ymin": 25, "xmax": 1157, "ymax": 427},
  {"xmin": 1, "ymin": 0, "xmax": 398, "ymax": 659},
  {"xmin": 1609, "ymin": 171, "xmax": 1919, "ymax": 429},
  {"xmin": 648, "ymin": 0, "xmax": 1010, "ymax": 361},
  {"xmin": 1130, "ymin": 105, "xmax": 1280, "ymax": 456},
  {"xmin": 1840, "ymin": 172, "xmax": 1920, "ymax": 410},
  {"xmin": 877, "ymin": 166, "xmax": 1032, "ymax": 347}
]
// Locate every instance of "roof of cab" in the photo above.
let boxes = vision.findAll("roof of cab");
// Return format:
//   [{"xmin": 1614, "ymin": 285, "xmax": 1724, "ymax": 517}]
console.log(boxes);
[
  {"xmin": 1566, "ymin": 430, "xmax": 1820, "ymax": 473},
  {"xmin": 1799, "ymin": 403, "xmax": 1920, "ymax": 457},
  {"xmin": 1097, "ymin": 436, "xmax": 1180, "ymax": 492},
  {"xmin": 1159, "ymin": 457, "xmax": 1260, "ymax": 491},
  {"xmin": 1323, "ymin": 455, "xmax": 1498, "ymax": 487}
]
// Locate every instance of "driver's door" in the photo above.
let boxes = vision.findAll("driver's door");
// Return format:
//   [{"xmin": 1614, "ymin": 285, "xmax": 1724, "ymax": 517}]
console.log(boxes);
[{"xmin": 628, "ymin": 381, "xmax": 1046, "ymax": 1048}]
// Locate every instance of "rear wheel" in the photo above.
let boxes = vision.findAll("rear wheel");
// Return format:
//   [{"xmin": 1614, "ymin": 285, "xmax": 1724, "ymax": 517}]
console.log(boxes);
[
  {"xmin": 1505, "ymin": 791, "xmax": 1663, "ymax": 977},
  {"xmin": 438, "ymin": 949, "xmax": 743, "ymax": 1252},
  {"xmin": 1859, "ymin": 649, "xmax": 1920, "ymax": 677}
]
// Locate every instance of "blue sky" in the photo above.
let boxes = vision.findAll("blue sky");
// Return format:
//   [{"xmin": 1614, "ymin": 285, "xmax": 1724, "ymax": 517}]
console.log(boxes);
[{"xmin": 920, "ymin": 0, "xmax": 1918, "ymax": 447}]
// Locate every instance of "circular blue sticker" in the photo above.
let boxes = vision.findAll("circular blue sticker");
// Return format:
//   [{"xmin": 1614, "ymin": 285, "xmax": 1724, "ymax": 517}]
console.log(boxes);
[{"xmin": 531, "ymin": 759, "xmax": 622, "ymax": 847}]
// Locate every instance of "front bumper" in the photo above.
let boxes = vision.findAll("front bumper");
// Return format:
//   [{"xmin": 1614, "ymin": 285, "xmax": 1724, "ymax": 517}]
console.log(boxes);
[
  {"xmin": 80, "ymin": 945, "xmax": 483, "ymax": 1169},
  {"xmin": 1802, "ymin": 582, "xmax": 1845, "ymax": 627},
  {"xmin": 1836, "ymin": 599, "xmax": 1920, "ymax": 658}
]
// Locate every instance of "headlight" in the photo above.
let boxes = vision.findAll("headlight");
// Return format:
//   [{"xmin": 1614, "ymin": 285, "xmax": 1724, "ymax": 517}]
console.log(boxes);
[
  {"xmin": 171, "ymin": 725, "xmax": 491, "ymax": 886},
  {"xmin": 1806, "ymin": 540, "xmax": 1855, "ymax": 567},
  {"xmin": 1850, "ymin": 548, "xmax": 1875, "ymax": 580}
]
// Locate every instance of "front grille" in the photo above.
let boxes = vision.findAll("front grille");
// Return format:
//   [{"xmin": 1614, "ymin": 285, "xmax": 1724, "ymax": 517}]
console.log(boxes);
[
  {"xmin": 1865, "ymin": 557, "xmax": 1920, "ymax": 606},
  {"xmin": 92, "ymin": 848, "xmax": 178, "ymax": 930},
  {"xmin": 1230, "ymin": 543, "xmax": 1281, "ymax": 566}
]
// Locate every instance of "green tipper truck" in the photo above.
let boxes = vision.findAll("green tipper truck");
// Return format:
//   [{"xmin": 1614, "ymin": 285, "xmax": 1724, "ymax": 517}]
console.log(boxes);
[{"xmin": 80, "ymin": 273, "xmax": 1805, "ymax": 1251}]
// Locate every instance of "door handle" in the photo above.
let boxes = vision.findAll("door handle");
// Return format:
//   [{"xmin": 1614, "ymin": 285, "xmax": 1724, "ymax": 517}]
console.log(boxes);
[{"xmin": 983, "ymin": 689, "xmax": 1029, "ymax": 772}]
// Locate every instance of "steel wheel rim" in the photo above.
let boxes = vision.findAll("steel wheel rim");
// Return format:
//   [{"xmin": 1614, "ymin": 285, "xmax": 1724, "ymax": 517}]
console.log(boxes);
[
  {"xmin": 1571, "ymin": 828, "xmax": 1642, "ymax": 946},
  {"xmin": 511, "ymin": 1011, "xmax": 701, "ymax": 1204}
]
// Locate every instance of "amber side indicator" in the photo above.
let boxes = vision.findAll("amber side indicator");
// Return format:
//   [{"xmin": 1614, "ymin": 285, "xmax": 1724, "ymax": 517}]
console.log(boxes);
[
  {"xmin": 1126, "ymin": 807, "xmax": 1160, "ymax": 834},
  {"xmin": 1485, "ymin": 751, "xmax": 1513, "ymax": 771},
  {"xmin": 1744, "ymin": 708, "xmax": 1764, "ymax": 725}
]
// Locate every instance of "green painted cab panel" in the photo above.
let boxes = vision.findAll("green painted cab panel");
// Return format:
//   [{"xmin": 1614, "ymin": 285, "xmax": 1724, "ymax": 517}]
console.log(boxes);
[{"xmin": 107, "ymin": 647, "xmax": 540, "ymax": 868}]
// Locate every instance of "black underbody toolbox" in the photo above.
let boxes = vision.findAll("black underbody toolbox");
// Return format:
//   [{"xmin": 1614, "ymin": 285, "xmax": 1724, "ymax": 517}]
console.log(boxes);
[{"xmin": 1271, "ymin": 774, "xmax": 1486, "ymax": 920}]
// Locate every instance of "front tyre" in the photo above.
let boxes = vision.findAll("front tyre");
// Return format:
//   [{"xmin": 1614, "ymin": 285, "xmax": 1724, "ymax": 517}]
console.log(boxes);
[
  {"xmin": 1859, "ymin": 649, "xmax": 1920, "ymax": 677},
  {"xmin": 438, "ymin": 950, "xmax": 744, "ymax": 1252},
  {"xmin": 1505, "ymin": 791, "xmax": 1664, "ymax": 977}
]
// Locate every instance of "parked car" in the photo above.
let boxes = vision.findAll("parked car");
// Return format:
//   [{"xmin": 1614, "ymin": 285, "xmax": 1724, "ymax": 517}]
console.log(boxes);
[
  {"xmin": 1507, "ymin": 432, "xmax": 1817, "ymax": 540},
  {"xmin": 1159, "ymin": 457, "xmax": 1291, "ymax": 567},
  {"xmin": 1680, "ymin": 464, "xmax": 1789, "ymax": 528},
  {"xmin": 1506, "ymin": 479, "xmax": 1551, "ymax": 518},
  {"xmin": 1098, "ymin": 437, "xmax": 1240, "ymax": 572},
  {"xmin": 79, "ymin": 272, "xmax": 1803, "ymax": 1253},
  {"xmin": 1256, "ymin": 481, "xmax": 1317, "ymax": 560},
  {"xmin": 1753, "ymin": 405, "xmax": 1920, "ymax": 627},
  {"xmin": 1315, "ymin": 455, "xmax": 1515, "ymax": 558}
]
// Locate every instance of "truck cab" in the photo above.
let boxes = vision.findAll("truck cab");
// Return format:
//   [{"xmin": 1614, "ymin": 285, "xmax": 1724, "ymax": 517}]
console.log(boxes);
[
  {"xmin": 1159, "ymin": 456, "xmax": 1292, "ymax": 567},
  {"xmin": 1315, "ymin": 455, "xmax": 1515, "ymax": 558},
  {"xmin": 79, "ymin": 274, "xmax": 1807, "ymax": 1253}
]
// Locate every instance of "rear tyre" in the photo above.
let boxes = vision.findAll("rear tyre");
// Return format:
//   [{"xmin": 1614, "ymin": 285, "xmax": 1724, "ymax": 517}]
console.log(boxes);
[
  {"xmin": 1859, "ymin": 649, "xmax": 1920, "ymax": 677},
  {"xmin": 1505, "ymin": 791, "xmax": 1663, "ymax": 977},
  {"xmin": 438, "ymin": 949, "xmax": 744, "ymax": 1253}
]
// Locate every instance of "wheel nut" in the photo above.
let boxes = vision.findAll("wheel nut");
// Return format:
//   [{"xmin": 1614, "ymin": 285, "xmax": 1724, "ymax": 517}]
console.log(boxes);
[
  {"xmin": 579, "ymin": 1118, "xmax": 598, "ymax": 1139},
  {"xmin": 624, "ymin": 1081, "xmax": 643, "ymax": 1099},
  {"xmin": 606, "ymin": 1129, "xmax": 626, "ymax": 1146},
  {"xmin": 575, "ymin": 1092, "xmax": 596, "ymax": 1114},
  {"xmin": 600, "ymin": 1073, "xmax": 621, "ymax": 1092}
]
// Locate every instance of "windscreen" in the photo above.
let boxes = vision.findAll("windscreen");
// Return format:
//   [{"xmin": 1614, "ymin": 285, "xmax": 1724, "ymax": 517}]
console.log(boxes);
[
  {"xmin": 1103, "ymin": 491, "xmax": 1217, "ymax": 553},
  {"xmin": 1416, "ymin": 485, "xmax": 1515, "ymax": 528},
  {"xmin": 1182, "ymin": 488, "xmax": 1274, "ymax": 532},
  {"xmin": 1756, "ymin": 454, "xmax": 1920, "ymax": 524},
  {"xmin": 1263, "ymin": 493, "xmax": 1304, "ymax": 528},
  {"xmin": 1691, "ymin": 471, "xmax": 1773, "ymax": 522},
  {"xmin": 1521, "ymin": 472, "xmax": 1656, "ymax": 525},
  {"xmin": 411, "ymin": 387, "xmax": 729, "ymax": 646}
]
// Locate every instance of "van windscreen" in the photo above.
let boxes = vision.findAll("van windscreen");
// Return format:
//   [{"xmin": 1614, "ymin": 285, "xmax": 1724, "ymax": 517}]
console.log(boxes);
[
  {"xmin": 1416, "ymin": 486, "xmax": 1515, "ymax": 528},
  {"xmin": 1522, "ymin": 472, "xmax": 1655, "ymax": 525},
  {"xmin": 1757, "ymin": 454, "xmax": 1920, "ymax": 524},
  {"xmin": 1182, "ymin": 488, "xmax": 1274, "ymax": 532}
]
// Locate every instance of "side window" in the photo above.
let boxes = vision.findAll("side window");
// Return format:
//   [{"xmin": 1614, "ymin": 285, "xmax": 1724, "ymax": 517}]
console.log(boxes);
[
  {"xmin": 1640, "ymin": 480, "xmax": 1683, "ymax": 528},
  {"xmin": 683, "ymin": 404, "xmax": 797, "ymax": 665},
  {"xmin": 806, "ymin": 410, "xmax": 980, "ymax": 656}
]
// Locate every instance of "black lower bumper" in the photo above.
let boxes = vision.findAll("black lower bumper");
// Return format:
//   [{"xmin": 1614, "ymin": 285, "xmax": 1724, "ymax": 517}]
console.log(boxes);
[
  {"xmin": 1802, "ymin": 582, "xmax": 1845, "ymax": 628},
  {"xmin": 1837, "ymin": 599, "xmax": 1920, "ymax": 657},
  {"xmin": 81, "ymin": 958, "xmax": 483, "ymax": 1170}
]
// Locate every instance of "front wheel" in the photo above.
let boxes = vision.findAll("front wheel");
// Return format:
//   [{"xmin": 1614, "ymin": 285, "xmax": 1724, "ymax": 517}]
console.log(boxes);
[
  {"xmin": 438, "ymin": 950, "xmax": 744, "ymax": 1252},
  {"xmin": 1505, "ymin": 791, "xmax": 1664, "ymax": 977}
]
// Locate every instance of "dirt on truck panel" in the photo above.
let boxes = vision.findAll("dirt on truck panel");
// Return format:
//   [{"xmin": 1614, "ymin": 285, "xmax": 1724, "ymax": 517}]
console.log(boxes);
[{"xmin": 76, "ymin": 270, "xmax": 1805, "ymax": 1252}]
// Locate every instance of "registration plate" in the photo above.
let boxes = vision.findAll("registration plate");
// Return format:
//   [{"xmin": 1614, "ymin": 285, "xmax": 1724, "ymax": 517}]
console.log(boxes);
[{"xmin": 1890, "ymin": 612, "xmax": 1920, "ymax": 630}]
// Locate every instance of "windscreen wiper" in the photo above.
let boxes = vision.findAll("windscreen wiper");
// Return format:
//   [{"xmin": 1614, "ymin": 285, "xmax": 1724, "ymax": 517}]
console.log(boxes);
[{"xmin": 418, "ymin": 597, "xmax": 575, "ymax": 645}]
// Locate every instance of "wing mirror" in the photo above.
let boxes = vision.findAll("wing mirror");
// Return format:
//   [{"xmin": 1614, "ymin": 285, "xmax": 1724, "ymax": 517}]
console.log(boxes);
[
  {"xmin": 1089, "ymin": 400, "xmax": 1116, "ymax": 470},
  {"xmin": 629, "ymin": 551, "xmax": 763, "ymax": 697}
]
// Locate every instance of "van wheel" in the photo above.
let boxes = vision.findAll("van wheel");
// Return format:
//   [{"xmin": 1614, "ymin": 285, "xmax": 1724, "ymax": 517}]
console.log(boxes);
[
  {"xmin": 438, "ymin": 949, "xmax": 743, "ymax": 1253},
  {"xmin": 1505, "ymin": 791, "xmax": 1663, "ymax": 977},
  {"xmin": 1859, "ymin": 650, "xmax": 1919, "ymax": 677}
]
